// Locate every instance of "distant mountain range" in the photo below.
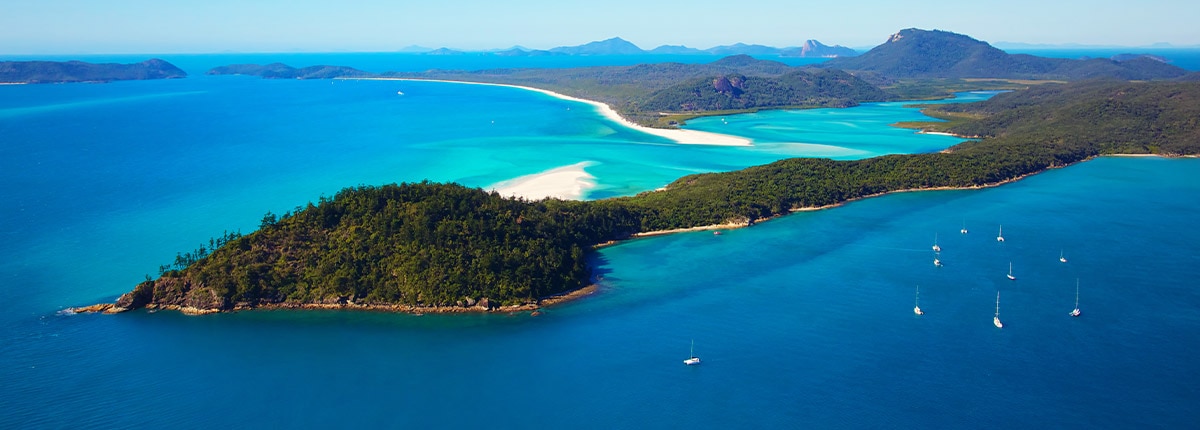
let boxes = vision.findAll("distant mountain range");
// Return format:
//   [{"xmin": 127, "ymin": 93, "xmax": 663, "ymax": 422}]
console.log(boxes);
[
  {"xmin": 822, "ymin": 29, "xmax": 1189, "ymax": 80},
  {"xmin": 0, "ymin": 59, "xmax": 186, "ymax": 84},
  {"xmin": 407, "ymin": 37, "xmax": 859, "ymax": 58}
]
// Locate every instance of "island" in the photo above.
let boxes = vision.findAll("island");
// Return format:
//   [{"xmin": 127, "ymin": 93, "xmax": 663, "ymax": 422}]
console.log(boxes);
[
  {"xmin": 74, "ymin": 29, "xmax": 1200, "ymax": 315},
  {"xmin": 0, "ymin": 59, "xmax": 186, "ymax": 84}
]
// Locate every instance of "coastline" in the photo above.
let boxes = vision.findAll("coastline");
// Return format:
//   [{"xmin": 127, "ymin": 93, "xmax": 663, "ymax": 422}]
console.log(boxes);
[
  {"xmin": 350, "ymin": 77, "xmax": 753, "ymax": 146},
  {"xmin": 609, "ymin": 154, "xmax": 1169, "ymax": 240},
  {"xmin": 72, "ymin": 285, "xmax": 600, "ymax": 316}
]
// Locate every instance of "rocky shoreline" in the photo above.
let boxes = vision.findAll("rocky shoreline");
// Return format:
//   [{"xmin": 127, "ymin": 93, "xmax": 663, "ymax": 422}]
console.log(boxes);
[{"xmin": 71, "ymin": 285, "xmax": 598, "ymax": 317}]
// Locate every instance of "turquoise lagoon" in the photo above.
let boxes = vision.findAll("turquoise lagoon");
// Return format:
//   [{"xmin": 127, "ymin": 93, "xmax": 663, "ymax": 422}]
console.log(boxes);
[{"xmin": 2, "ymin": 55, "xmax": 1199, "ymax": 428}]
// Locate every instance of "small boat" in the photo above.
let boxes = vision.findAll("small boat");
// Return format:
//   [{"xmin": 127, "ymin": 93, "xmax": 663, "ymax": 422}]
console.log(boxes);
[
  {"xmin": 914, "ymin": 285, "xmax": 924, "ymax": 315},
  {"xmin": 396, "ymin": 90, "xmax": 405, "ymax": 95},
  {"xmin": 960, "ymin": 221, "xmax": 968, "ymax": 235},
  {"xmin": 934, "ymin": 253, "xmax": 943, "ymax": 267},
  {"xmin": 1007, "ymin": 262, "xmax": 1016, "ymax": 281},
  {"xmin": 994, "ymin": 291, "xmax": 1004, "ymax": 328},
  {"xmin": 1070, "ymin": 279, "xmax": 1081, "ymax": 317},
  {"xmin": 932, "ymin": 233, "xmax": 941, "ymax": 252},
  {"xmin": 683, "ymin": 339, "xmax": 701, "ymax": 365},
  {"xmin": 713, "ymin": 231, "xmax": 722, "ymax": 236},
  {"xmin": 997, "ymin": 224, "xmax": 1005, "ymax": 242},
  {"xmin": 1059, "ymin": 250, "xmax": 1068, "ymax": 263}
]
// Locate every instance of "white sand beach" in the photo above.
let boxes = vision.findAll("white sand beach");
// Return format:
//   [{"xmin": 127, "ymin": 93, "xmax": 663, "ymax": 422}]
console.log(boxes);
[
  {"xmin": 354, "ymin": 78, "xmax": 752, "ymax": 146},
  {"xmin": 489, "ymin": 161, "xmax": 597, "ymax": 201}
]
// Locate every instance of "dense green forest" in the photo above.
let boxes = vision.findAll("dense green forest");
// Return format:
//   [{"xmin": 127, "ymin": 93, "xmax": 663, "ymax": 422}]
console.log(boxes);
[
  {"xmin": 635, "ymin": 69, "xmax": 890, "ymax": 112},
  {"xmin": 108, "ymin": 80, "xmax": 1200, "ymax": 314}
]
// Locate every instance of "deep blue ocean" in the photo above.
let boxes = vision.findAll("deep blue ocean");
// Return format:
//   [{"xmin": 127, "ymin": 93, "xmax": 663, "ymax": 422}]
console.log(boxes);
[{"xmin": 2, "ymin": 53, "xmax": 1199, "ymax": 428}]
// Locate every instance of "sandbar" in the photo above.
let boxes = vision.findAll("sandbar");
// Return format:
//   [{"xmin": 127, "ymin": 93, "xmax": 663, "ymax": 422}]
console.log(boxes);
[
  {"xmin": 490, "ymin": 161, "xmax": 597, "ymax": 201},
  {"xmin": 352, "ymin": 78, "xmax": 752, "ymax": 146}
]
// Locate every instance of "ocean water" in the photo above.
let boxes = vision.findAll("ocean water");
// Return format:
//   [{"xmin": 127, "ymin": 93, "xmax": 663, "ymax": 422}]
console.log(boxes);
[
  {"xmin": 3, "ymin": 55, "xmax": 1199, "ymax": 427},
  {"xmin": 1004, "ymin": 48, "xmax": 1200, "ymax": 71}
]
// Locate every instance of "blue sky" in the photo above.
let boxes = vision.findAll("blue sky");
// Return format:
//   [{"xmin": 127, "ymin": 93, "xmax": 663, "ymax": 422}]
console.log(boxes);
[{"xmin": 2, "ymin": 0, "xmax": 1197, "ymax": 53}]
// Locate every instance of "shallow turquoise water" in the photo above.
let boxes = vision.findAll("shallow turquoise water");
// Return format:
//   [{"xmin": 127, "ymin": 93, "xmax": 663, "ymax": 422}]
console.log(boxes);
[{"xmin": 2, "ymin": 56, "xmax": 1199, "ymax": 427}]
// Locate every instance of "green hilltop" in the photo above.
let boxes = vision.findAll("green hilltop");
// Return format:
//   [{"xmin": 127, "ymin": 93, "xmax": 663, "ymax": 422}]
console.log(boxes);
[{"xmin": 822, "ymin": 28, "xmax": 1189, "ymax": 80}]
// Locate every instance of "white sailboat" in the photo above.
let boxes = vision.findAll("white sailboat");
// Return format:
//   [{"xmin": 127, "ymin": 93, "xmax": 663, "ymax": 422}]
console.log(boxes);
[
  {"xmin": 914, "ymin": 285, "xmax": 924, "ymax": 315},
  {"xmin": 994, "ymin": 292, "xmax": 1004, "ymax": 328},
  {"xmin": 961, "ymin": 221, "xmax": 968, "ymax": 235},
  {"xmin": 1007, "ymin": 262, "xmax": 1016, "ymax": 280},
  {"xmin": 1070, "ymin": 279, "xmax": 1081, "ymax": 317},
  {"xmin": 932, "ymin": 233, "xmax": 941, "ymax": 252},
  {"xmin": 1059, "ymin": 250, "xmax": 1068, "ymax": 263},
  {"xmin": 684, "ymin": 340, "xmax": 701, "ymax": 365},
  {"xmin": 996, "ymin": 224, "xmax": 1005, "ymax": 242}
]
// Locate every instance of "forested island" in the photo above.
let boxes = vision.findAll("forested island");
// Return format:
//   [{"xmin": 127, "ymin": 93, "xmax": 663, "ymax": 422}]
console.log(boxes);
[
  {"xmin": 0, "ymin": 59, "xmax": 186, "ymax": 84},
  {"xmin": 78, "ymin": 78, "xmax": 1200, "ymax": 315}
]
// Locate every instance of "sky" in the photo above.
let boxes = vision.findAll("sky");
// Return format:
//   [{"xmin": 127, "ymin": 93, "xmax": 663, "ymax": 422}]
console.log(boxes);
[{"xmin": 2, "ymin": 0, "xmax": 1197, "ymax": 54}]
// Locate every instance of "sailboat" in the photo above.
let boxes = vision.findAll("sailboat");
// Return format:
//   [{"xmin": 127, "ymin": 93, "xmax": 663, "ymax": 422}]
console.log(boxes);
[
  {"xmin": 961, "ymin": 221, "xmax": 968, "ymax": 235},
  {"xmin": 1007, "ymin": 262, "xmax": 1016, "ymax": 280},
  {"xmin": 994, "ymin": 292, "xmax": 1004, "ymax": 328},
  {"xmin": 914, "ymin": 285, "xmax": 924, "ymax": 315},
  {"xmin": 684, "ymin": 340, "xmax": 701, "ymax": 365},
  {"xmin": 996, "ymin": 224, "xmax": 1005, "ymax": 242},
  {"xmin": 932, "ymin": 233, "xmax": 941, "ymax": 252},
  {"xmin": 1070, "ymin": 279, "xmax": 1081, "ymax": 317},
  {"xmin": 1059, "ymin": 250, "xmax": 1068, "ymax": 263}
]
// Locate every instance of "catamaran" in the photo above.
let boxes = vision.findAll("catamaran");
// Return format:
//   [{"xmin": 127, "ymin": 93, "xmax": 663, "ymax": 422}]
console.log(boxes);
[
  {"xmin": 1070, "ymin": 279, "xmax": 1081, "ymax": 317},
  {"xmin": 684, "ymin": 340, "xmax": 701, "ymax": 365},
  {"xmin": 961, "ymin": 221, "xmax": 968, "ymax": 235},
  {"xmin": 1059, "ymin": 250, "xmax": 1068, "ymax": 263},
  {"xmin": 1007, "ymin": 262, "xmax": 1016, "ymax": 280},
  {"xmin": 994, "ymin": 291, "xmax": 1004, "ymax": 328},
  {"xmin": 932, "ymin": 233, "xmax": 941, "ymax": 252},
  {"xmin": 997, "ymin": 224, "xmax": 1005, "ymax": 242},
  {"xmin": 914, "ymin": 285, "xmax": 924, "ymax": 315}
]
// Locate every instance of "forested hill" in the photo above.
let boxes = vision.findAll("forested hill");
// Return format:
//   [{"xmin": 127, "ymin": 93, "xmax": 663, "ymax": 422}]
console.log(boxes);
[
  {"xmin": 924, "ymin": 80, "xmax": 1200, "ymax": 155},
  {"xmin": 113, "ymin": 183, "xmax": 642, "ymax": 313},
  {"xmin": 822, "ymin": 28, "xmax": 1190, "ymax": 80},
  {"xmin": 634, "ymin": 68, "xmax": 890, "ymax": 113},
  {"xmin": 99, "ymin": 80, "xmax": 1200, "ymax": 314},
  {"xmin": 0, "ymin": 59, "xmax": 186, "ymax": 84}
]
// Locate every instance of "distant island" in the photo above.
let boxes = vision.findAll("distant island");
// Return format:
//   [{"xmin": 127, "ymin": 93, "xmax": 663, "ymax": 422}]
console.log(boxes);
[
  {"xmin": 406, "ymin": 37, "xmax": 859, "ymax": 58},
  {"xmin": 74, "ymin": 29, "xmax": 1200, "ymax": 316},
  {"xmin": 0, "ymin": 59, "xmax": 186, "ymax": 84},
  {"xmin": 206, "ymin": 63, "xmax": 373, "ymax": 79}
]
